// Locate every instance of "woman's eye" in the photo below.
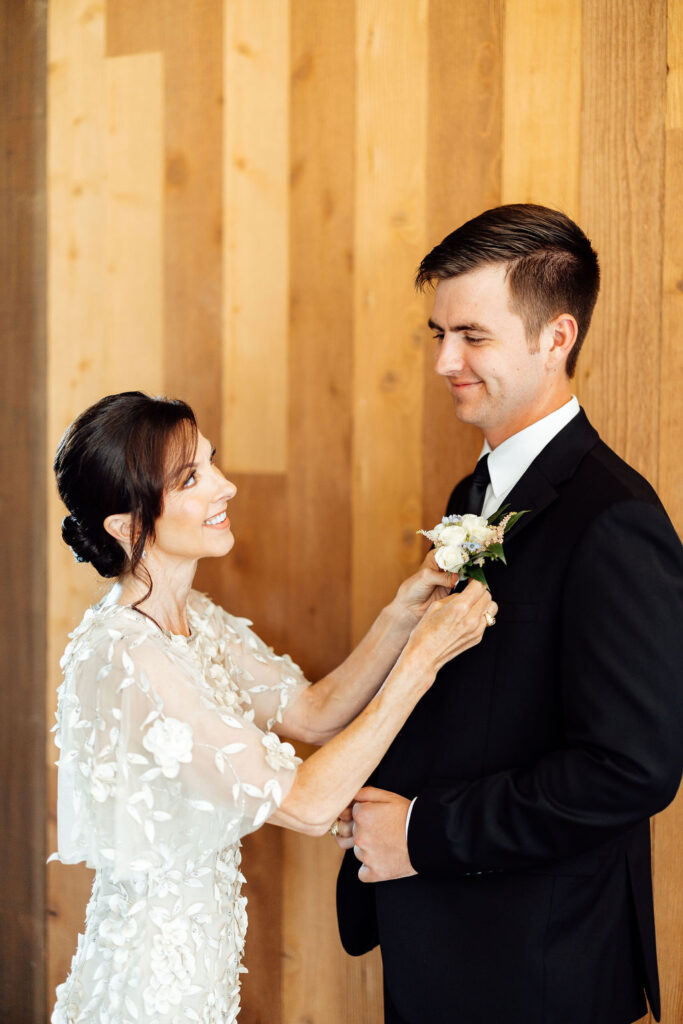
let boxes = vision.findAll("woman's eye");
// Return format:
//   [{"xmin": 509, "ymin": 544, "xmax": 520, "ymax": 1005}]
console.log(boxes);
[{"xmin": 183, "ymin": 472, "xmax": 196, "ymax": 489}]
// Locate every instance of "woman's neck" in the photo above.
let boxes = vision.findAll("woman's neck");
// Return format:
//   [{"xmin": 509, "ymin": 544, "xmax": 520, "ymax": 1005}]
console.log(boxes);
[{"xmin": 117, "ymin": 555, "xmax": 197, "ymax": 637}]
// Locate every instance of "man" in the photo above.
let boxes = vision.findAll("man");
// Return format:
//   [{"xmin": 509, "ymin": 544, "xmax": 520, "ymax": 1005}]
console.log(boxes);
[{"xmin": 335, "ymin": 205, "xmax": 683, "ymax": 1024}]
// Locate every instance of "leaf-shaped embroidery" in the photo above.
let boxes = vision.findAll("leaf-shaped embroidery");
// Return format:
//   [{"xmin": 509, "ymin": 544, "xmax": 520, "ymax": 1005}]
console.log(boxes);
[
  {"xmin": 222, "ymin": 743, "xmax": 247, "ymax": 755},
  {"xmin": 252, "ymin": 801, "xmax": 271, "ymax": 828}
]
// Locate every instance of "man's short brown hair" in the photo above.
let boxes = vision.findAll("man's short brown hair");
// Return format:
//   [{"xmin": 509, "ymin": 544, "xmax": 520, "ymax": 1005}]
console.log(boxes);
[{"xmin": 415, "ymin": 204, "xmax": 600, "ymax": 378}]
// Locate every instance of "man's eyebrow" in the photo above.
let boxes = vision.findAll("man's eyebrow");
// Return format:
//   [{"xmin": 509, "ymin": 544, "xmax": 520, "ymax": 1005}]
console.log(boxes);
[{"xmin": 427, "ymin": 318, "xmax": 492, "ymax": 334}]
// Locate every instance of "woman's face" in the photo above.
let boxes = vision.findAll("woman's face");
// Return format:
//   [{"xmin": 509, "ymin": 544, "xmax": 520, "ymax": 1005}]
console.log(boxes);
[{"xmin": 151, "ymin": 431, "xmax": 237, "ymax": 564}]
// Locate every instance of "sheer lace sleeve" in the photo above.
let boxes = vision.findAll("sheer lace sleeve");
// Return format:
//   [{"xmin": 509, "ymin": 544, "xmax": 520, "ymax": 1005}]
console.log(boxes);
[
  {"xmin": 54, "ymin": 607, "xmax": 303, "ymax": 880},
  {"xmin": 190, "ymin": 592, "xmax": 311, "ymax": 733}
]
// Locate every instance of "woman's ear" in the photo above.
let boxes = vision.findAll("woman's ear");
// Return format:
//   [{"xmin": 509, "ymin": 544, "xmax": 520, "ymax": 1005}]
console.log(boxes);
[{"xmin": 103, "ymin": 512, "xmax": 133, "ymax": 550}]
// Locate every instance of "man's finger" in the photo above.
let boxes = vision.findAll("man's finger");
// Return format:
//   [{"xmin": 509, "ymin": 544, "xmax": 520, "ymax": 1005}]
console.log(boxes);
[
  {"xmin": 353, "ymin": 785, "xmax": 390, "ymax": 803},
  {"xmin": 335, "ymin": 835, "xmax": 355, "ymax": 850},
  {"xmin": 353, "ymin": 843, "xmax": 365, "ymax": 863},
  {"xmin": 358, "ymin": 863, "xmax": 375, "ymax": 884}
]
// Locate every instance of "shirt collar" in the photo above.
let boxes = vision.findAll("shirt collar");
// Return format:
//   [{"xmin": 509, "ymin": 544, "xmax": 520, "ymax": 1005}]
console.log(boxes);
[{"xmin": 480, "ymin": 396, "xmax": 580, "ymax": 501}]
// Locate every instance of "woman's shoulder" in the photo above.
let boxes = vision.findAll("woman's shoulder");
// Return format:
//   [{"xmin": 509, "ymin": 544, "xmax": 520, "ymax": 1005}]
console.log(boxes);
[{"xmin": 60, "ymin": 592, "xmax": 172, "ymax": 679}]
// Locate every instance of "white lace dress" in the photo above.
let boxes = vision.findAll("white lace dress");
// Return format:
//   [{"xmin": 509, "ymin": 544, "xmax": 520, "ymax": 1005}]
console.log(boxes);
[{"xmin": 51, "ymin": 587, "xmax": 310, "ymax": 1024}]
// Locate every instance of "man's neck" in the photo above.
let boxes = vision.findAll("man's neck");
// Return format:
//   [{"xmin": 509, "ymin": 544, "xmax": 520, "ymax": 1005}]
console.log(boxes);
[{"xmin": 484, "ymin": 391, "xmax": 573, "ymax": 450}]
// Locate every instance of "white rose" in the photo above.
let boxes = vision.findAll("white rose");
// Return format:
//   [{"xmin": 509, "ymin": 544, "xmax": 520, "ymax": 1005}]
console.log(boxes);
[
  {"xmin": 142, "ymin": 717, "xmax": 193, "ymax": 778},
  {"xmin": 435, "ymin": 544, "xmax": 467, "ymax": 572},
  {"xmin": 460, "ymin": 514, "xmax": 494, "ymax": 545},
  {"xmin": 438, "ymin": 524, "xmax": 467, "ymax": 548}
]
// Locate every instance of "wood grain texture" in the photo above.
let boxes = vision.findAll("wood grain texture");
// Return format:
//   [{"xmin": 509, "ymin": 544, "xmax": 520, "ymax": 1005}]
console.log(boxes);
[
  {"xmin": 105, "ymin": 53, "xmax": 163, "ymax": 382},
  {"xmin": 502, "ymin": 0, "xmax": 581, "ymax": 219},
  {"xmin": 423, "ymin": 0, "xmax": 503, "ymax": 531},
  {"xmin": 46, "ymin": 2, "xmax": 165, "ymax": 1012},
  {"xmin": 351, "ymin": 0, "xmax": 429, "ymax": 644},
  {"xmin": 660, "ymin": 0, "xmax": 683, "ymax": 534},
  {"xmin": 37, "ymin": 2, "xmax": 683, "ymax": 1021},
  {"xmin": 161, "ymin": 0, "xmax": 224, "ymax": 446},
  {"xmin": 0, "ymin": 1, "xmax": 47, "ymax": 1020},
  {"xmin": 577, "ymin": 0, "xmax": 666, "ymax": 485},
  {"xmin": 282, "ymin": 4, "xmax": 359, "ymax": 1019},
  {"xmin": 651, "ymin": 9, "xmax": 683, "ymax": 1024},
  {"xmin": 223, "ymin": 0, "xmax": 290, "ymax": 473}
]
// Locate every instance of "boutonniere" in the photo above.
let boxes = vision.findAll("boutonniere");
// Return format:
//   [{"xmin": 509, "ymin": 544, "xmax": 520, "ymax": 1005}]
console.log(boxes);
[{"xmin": 418, "ymin": 505, "xmax": 528, "ymax": 589}]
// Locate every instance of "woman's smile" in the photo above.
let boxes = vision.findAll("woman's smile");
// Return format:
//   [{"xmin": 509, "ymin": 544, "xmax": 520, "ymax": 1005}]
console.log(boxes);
[{"xmin": 203, "ymin": 509, "xmax": 230, "ymax": 529}]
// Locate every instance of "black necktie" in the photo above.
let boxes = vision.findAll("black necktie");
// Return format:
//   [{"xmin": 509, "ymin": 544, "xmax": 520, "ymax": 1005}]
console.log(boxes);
[{"xmin": 467, "ymin": 454, "xmax": 490, "ymax": 514}]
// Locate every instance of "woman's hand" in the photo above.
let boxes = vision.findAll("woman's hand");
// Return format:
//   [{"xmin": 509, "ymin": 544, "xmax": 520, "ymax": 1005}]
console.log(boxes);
[
  {"xmin": 388, "ymin": 549, "xmax": 456, "ymax": 631},
  {"xmin": 404, "ymin": 580, "xmax": 497, "ymax": 677}
]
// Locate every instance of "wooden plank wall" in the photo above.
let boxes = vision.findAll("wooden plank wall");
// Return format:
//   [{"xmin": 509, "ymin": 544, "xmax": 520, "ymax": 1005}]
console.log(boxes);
[
  {"xmin": 0, "ymin": 1, "xmax": 46, "ymax": 1020},
  {"xmin": 40, "ymin": 1, "xmax": 681, "ymax": 1022}
]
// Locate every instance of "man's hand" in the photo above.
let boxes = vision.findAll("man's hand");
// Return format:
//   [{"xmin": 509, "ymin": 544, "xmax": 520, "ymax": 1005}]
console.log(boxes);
[{"xmin": 345, "ymin": 787, "xmax": 417, "ymax": 883}]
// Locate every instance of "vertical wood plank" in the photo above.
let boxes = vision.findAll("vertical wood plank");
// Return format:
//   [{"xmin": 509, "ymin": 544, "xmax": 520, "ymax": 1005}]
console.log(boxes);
[
  {"xmin": 659, "ymin": 0, "xmax": 683, "ymax": 534},
  {"xmin": 352, "ymin": 0, "xmax": 429, "ymax": 643},
  {"xmin": 105, "ymin": 53, "xmax": 163, "ymax": 382},
  {"xmin": 283, "ymin": 2, "xmax": 357, "ymax": 1020},
  {"xmin": 423, "ymin": 0, "xmax": 503, "ymax": 529},
  {"xmin": 652, "ymin": 7, "xmax": 683, "ymax": 1024},
  {"xmin": 47, "ymin": 3, "xmax": 108, "ymax": 1007},
  {"xmin": 578, "ymin": 0, "xmax": 666, "ymax": 485},
  {"xmin": 502, "ymin": 0, "xmax": 581, "ymax": 220},
  {"xmin": 161, "ymin": 0, "xmax": 224, "ymax": 445},
  {"xmin": 223, "ymin": 0, "xmax": 290, "ymax": 473},
  {"xmin": 0, "ymin": 0, "xmax": 47, "ymax": 1019}
]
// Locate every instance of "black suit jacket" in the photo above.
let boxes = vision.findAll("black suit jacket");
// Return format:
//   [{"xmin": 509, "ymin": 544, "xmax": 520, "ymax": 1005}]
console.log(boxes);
[{"xmin": 337, "ymin": 411, "xmax": 683, "ymax": 1024}]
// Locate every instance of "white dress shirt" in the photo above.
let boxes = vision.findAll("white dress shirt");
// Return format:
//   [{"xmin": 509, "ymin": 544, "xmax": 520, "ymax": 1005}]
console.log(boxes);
[{"xmin": 405, "ymin": 396, "xmax": 581, "ymax": 841}]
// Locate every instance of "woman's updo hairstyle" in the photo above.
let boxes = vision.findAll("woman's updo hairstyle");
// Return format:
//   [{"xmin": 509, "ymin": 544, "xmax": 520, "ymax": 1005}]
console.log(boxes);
[{"xmin": 54, "ymin": 391, "xmax": 198, "ymax": 580}]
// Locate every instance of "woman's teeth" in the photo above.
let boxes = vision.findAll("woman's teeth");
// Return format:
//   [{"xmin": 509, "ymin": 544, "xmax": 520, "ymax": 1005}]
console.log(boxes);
[{"xmin": 204, "ymin": 510, "xmax": 227, "ymax": 526}]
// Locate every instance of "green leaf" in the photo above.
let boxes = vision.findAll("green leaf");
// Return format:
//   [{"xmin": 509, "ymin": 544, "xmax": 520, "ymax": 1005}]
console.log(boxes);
[
  {"xmin": 486, "ymin": 542, "xmax": 506, "ymax": 563},
  {"xmin": 462, "ymin": 563, "xmax": 489, "ymax": 588},
  {"xmin": 503, "ymin": 510, "xmax": 529, "ymax": 532},
  {"xmin": 487, "ymin": 504, "xmax": 510, "ymax": 526}
]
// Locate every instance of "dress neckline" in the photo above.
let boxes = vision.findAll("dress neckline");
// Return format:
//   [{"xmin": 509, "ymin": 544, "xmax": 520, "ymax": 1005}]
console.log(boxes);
[{"xmin": 96, "ymin": 583, "xmax": 196, "ymax": 642}]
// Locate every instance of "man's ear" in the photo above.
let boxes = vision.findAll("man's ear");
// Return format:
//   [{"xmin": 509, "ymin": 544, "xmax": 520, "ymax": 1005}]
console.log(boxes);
[
  {"xmin": 103, "ymin": 512, "xmax": 133, "ymax": 550},
  {"xmin": 544, "ymin": 313, "xmax": 578, "ymax": 371}
]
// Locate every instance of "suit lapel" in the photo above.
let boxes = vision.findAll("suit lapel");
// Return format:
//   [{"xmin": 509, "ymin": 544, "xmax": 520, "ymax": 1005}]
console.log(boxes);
[{"xmin": 480, "ymin": 410, "xmax": 601, "ymax": 544}]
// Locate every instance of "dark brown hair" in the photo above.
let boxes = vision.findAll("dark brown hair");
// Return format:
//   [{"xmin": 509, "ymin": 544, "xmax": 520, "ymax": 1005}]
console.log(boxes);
[
  {"xmin": 415, "ymin": 204, "xmax": 600, "ymax": 377},
  {"xmin": 54, "ymin": 391, "xmax": 198, "ymax": 581}
]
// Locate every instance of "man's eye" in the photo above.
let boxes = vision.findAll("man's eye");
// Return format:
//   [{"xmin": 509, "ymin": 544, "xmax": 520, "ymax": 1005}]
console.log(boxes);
[
  {"xmin": 432, "ymin": 333, "xmax": 444, "ymax": 344},
  {"xmin": 464, "ymin": 335, "xmax": 484, "ymax": 344},
  {"xmin": 183, "ymin": 472, "xmax": 196, "ymax": 489}
]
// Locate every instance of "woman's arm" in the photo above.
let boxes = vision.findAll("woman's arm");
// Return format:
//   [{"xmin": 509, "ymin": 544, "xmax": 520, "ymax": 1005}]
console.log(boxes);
[
  {"xmin": 277, "ymin": 551, "xmax": 454, "ymax": 745},
  {"xmin": 269, "ymin": 581, "xmax": 495, "ymax": 836}
]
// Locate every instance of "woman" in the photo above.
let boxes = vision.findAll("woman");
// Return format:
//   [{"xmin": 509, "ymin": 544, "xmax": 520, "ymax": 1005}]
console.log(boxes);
[{"xmin": 51, "ymin": 391, "xmax": 496, "ymax": 1023}]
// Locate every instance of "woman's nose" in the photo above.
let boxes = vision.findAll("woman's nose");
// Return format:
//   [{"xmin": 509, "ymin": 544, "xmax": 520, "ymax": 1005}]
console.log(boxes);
[{"xmin": 212, "ymin": 464, "xmax": 237, "ymax": 500}]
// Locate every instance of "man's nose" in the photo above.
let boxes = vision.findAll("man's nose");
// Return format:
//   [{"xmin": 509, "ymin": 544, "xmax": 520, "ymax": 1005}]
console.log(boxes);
[{"xmin": 435, "ymin": 335, "xmax": 466, "ymax": 376}]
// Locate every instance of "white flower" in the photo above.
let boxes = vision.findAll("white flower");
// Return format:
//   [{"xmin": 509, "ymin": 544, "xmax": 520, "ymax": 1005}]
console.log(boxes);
[
  {"xmin": 98, "ymin": 914, "xmax": 138, "ymax": 947},
  {"xmin": 88, "ymin": 759, "xmax": 117, "ymax": 802},
  {"xmin": 142, "ymin": 717, "xmax": 193, "ymax": 778},
  {"xmin": 434, "ymin": 544, "xmax": 468, "ymax": 572},
  {"xmin": 261, "ymin": 732, "xmax": 302, "ymax": 772},
  {"xmin": 438, "ymin": 524, "xmax": 468, "ymax": 548},
  {"xmin": 460, "ymin": 514, "xmax": 494, "ymax": 545}
]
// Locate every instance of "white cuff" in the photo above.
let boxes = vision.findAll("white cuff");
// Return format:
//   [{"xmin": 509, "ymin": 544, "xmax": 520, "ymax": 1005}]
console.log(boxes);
[{"xmin": 405, "ymin": 796, "xmax": 417, "ymax": 840}]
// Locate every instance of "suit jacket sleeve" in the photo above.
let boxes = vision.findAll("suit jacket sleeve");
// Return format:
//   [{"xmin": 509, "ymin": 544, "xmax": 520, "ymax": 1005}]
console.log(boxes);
[{"xmin": 408, "ymin": 498, "xmax": 683, "ymax": 875}]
